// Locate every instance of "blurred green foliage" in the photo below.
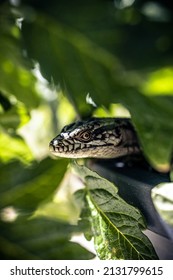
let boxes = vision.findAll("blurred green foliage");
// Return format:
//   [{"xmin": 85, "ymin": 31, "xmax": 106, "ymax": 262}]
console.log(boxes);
[
  {"xmin": 152, "ymin": 182, "xmax": 173, "ymax": 227},
  {"xmin": 0, "ymin": 0, "xmax": 173, "ymax": 259}
]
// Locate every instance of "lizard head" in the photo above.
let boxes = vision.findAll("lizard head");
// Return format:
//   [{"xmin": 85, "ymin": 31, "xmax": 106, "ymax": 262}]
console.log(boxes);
[{"xmin": 49, "ymin": 118, "xmax": 139, "ymax": 159}]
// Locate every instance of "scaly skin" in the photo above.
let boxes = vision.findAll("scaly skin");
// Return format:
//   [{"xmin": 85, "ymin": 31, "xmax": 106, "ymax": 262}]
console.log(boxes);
[{"xmin": 49, "ymin": 118, "xmax": 140, "ymax": 159}]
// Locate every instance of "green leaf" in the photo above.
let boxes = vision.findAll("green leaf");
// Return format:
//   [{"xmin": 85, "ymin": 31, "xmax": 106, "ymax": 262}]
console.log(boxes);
[
  {"xmin": 0, "ymin": 132, "xmax": 33, "ymax": 163},
  {"xmin": 22, "ymin": 9, "xmax": 123, "ymax": 114},
  {"xmin": 0, "ymin": 6, "xmax": 40, "ymax": 109},
  {"xmin": 0, "ymin": 91, "xmax": 12, "ymax": 111},
  {"xmin": 151, "ymin": 183, "xmax": 173, "ymax": 226},
  {"xmin": 0, "ymin": 100, "xmax": 30, "ymax": 131},
  {"xmin": 74, "ymin": 189, "xmax": 93, "ymax": 241},
  {"xmin": 0, "ymin": 216, "xmax": 94, "ymax": 260},
  {"xmin": 0, "ymin": 158, "xmax": 68, "ymax": 211},
  {"xmin": 72, "ymin": 162, "xmax": 158, "ymax": 260}
]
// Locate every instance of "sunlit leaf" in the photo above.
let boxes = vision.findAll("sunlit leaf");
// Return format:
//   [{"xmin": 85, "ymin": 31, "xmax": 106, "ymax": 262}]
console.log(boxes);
[
  {"xmin": 72, "ymin": 162, "xmax": 158, "ymax": 260},
  {"xmin": 151, "ymin": 183, "xmax": 173, "ymax": 226},
  {"xmin": 142, "ymin": 68, "xmax": 173, "ymax": 96},
  {"xmin": 0, "ymin": 132, "xmax": 33, "ymax": 163}
]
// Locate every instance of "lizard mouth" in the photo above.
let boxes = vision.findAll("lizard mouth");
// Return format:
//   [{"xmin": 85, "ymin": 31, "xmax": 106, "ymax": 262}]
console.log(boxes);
[
  {"xmin": 49, "ymin": 139, "xmax": 116, "ymax": 159},
  {"xmin": 49, "ymin": 141, "xmax": 55, "ymax": 152},
  {"xmin": 49, "ymin": 117, "xmax": 140, "ymax": 159}
]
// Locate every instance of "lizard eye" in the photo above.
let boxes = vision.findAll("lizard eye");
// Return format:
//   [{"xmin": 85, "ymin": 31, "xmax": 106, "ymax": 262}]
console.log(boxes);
[{"xmin": 76, "ymin": 130, "xmax": 92, "ymax": 142}]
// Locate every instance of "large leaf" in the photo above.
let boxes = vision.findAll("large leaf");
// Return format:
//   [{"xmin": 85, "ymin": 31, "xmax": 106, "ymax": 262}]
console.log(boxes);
[
  {"xmin": 20, "ymin": 0, "xmax": 173, "ymax": 171},
  {"xmin": 72, "ymin": 162, "xmax": 158, "ymax": 260},
  {"xmin": 0, "ymin": 216, "xmax": 94, "ymax": 260},
  {"xmin": 0, "ymin": 158, "xmax": 68, "ymax": 211}
]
